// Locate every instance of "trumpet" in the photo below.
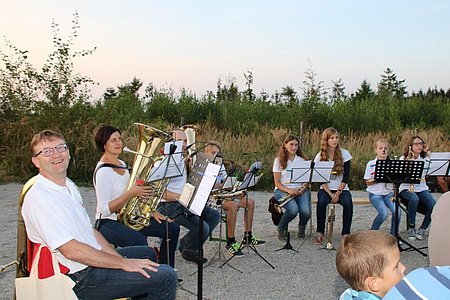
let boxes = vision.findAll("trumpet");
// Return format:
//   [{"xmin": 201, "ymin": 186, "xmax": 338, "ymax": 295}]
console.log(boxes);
[
  {"xmin": 406, "ymin": 145, "xmax": 415, "ymax": 192},
  {"xmin": 276, "ymin": 183, "xmax": 309, "ymax": 208},
  {"xmin": 325, "ymin": 204, "xmax": 336, "ymax": 250}
]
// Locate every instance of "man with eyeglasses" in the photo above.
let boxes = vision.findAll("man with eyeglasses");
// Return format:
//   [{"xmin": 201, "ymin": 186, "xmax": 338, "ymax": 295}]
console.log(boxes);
[{"xmin": 22, "ymin": 130, "xmax": 177, "ymax": 299}]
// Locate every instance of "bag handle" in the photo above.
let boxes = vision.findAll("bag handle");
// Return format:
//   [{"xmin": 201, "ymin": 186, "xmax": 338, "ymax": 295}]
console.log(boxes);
[{"xmin": 29, "ymin": 245, "xmax": 63, "ymax": 279}]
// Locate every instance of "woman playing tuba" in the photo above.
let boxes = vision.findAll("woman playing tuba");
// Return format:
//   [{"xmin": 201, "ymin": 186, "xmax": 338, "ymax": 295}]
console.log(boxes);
[{"xmin": 93, "ymin": 124, "xmax": 180, "ymax": 268}]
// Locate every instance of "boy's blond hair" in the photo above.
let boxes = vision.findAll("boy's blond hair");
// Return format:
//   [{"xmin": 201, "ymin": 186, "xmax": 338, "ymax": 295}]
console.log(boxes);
[
  {"xmin": 375, "ymin": 138, "xmax": 389, "ymax": 148},
  {"xmin": 336, "ymin": 230, "xmax": 397, "ymax": 291}
]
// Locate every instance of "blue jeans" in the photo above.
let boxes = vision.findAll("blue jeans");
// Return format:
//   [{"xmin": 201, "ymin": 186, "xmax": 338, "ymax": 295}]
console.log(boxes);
[
  {"xmin": 274, "ymin": 189, "xmax": 311, "ymax": 230},
  {"xmin": 158, "ymin": 202, "xmax": 220, "ymax": 252},
  {"xmin": 68, "ymin": 246, "xmax": 177, "ymax": 300},
  {"xmin": 98, "ymin": 218, "xmax": 180, "ymax": 267},
  {"xmin": 399, "ymin": 190, "xmax": 436, "ymax": 229},
  {"xmin": 368, "ymin": 192, "xmax": 399, "ymax": 235},
  {"xmin": 316, "ymin": 189, "xmax": 353, "ymax": 235}
]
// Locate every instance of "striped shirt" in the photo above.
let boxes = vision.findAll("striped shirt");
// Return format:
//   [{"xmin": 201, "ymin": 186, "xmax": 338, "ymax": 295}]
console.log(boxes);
[{"xmin": 383, "ymin": 266, "xmax": 450, "ymax": 299}]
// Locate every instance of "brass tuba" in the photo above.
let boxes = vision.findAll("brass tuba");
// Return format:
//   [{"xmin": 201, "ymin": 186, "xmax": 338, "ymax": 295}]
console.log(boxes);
[{"xmin": 118, "ymin": 123, "xmax": 172, "ymax": 231}]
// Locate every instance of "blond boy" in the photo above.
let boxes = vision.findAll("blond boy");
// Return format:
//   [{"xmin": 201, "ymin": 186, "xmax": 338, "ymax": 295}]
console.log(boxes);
[{"xmin": 336, "ymin": 230, "xmax": 406, "ymax": 300}]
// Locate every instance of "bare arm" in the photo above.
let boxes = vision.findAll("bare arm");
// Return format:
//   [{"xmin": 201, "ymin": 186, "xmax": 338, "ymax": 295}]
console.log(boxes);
[
  {"xmin": 107, "ymin": 184, "xmax": 153, "ymax": 213},
  {"xmin": 163, "ymin": 189, "xmax": 181, "ymax": 203},
  {"xmin": 58, "ymin": 239, "xmax": 159, "ymax": 278},
  {"xmin": 273, "ymin": 172, "xmax": 297, "ymax": 194}
]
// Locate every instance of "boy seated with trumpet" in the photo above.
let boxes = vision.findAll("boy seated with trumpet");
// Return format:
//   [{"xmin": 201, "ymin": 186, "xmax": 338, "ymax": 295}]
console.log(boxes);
[{"xmin": 204, "ymin": 141, "xmax": 265, "ymax": 257}]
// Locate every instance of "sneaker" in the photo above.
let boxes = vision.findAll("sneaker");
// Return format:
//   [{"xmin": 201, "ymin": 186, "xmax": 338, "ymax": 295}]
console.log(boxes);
[
  {"xmin": 226, "ymin": 242, "xmax": 244, "ymax": 256},
  {"xmin": 181, "ymin": 250, "xmax": 208, "ymax": 264},
  {"xmin": 277, "ymin": 228, "xmax": 287, "ymax": 241},
  {"xmin": 407, "ymin": 228, "xmax": 416, "ymax": 241},
  {"xmin": 242, "ymin": 235, "xmax": 266, "ymax": 245},
  {"xmin": 416, "ymin": 228, "xmax": 426, "ymax": 240}
]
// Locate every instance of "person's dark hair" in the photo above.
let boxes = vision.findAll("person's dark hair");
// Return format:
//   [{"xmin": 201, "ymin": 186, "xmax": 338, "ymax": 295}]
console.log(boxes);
[
  {"xmin": 403, "ymin": 135, "xmax": 427, "ymax": 158},
  {"xmin": 94, "ymin": 125, "xmax": 121, "ymax": 153}
]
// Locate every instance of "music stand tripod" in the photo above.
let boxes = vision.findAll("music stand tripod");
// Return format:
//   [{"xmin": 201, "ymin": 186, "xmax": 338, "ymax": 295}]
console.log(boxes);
[
  {"xmin": 374, "ymin": 159, "xmax": 427, "ymax": 256},
  {"xmin": 219, "ymin": 169, "xmax": 275, "ymax": 270},
  {"xmin": 204, "ymin": 196, "xmax": 242, "ymax": 273},
  {"xmin": 287, "ymin": 161, "xmax": 334, "ymax": 253}
]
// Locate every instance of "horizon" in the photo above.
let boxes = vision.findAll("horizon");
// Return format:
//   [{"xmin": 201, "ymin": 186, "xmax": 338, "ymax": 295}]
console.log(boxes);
[{"xmin": 2, "ymin": 1, "xmax": 450, "ymax": 100}]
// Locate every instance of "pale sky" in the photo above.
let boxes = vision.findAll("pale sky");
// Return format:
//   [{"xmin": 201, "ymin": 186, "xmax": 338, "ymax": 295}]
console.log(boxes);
[{"xmin": 1, "ymin": 0, "xmax": 449, "ymax": 99}]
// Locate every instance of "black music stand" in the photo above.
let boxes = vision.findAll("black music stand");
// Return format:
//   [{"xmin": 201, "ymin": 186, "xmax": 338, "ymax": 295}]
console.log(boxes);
[
  {"xmin": 426, "ymin": 153, "xmax": 450, "ymax": 187},
  {"xmin": 285, "ymin": 161, "xmax": 334, "ymax": 253},
  {"xmin": 374, "ymin": 159, "xmax": 427, "ymax": 256},
  {"xmin": 219, "ymin": 168, "xmax": 275, "ymax": 270}
]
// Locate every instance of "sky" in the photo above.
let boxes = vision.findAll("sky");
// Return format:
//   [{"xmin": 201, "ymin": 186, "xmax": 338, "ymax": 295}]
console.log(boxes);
[{"xmin": 1, "ymin": 0, "xmax": 450, "ymax": 100}]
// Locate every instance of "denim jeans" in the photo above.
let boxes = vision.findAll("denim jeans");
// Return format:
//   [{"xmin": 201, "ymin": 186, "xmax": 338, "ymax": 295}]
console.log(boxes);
[
  {"xmin": 368, "ymin": 192, "xmax": 399, "ymax": 235},
  {"xmin": 67, "ymin": 246, "xmax": 177, "ymax": 300},
  {"xmin": 158, "ymin": 202, "xmax": 220, "ymax": 252},
  {"xmin": 98, "ymin": 218, "xmax": 180, "ymax": 267},
  {"xmin": 316, "ymin": 189, "xmax": 353, "ymax": 235},
  {"xmin": 399, "ymin": 190, "xmax": 436, "ymax": 229},
  {"xmin": 274, "ymin": 189, "xmax": 311, "ymax": 230}
]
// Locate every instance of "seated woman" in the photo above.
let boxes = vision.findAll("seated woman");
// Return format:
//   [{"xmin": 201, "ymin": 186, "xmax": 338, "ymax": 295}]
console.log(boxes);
[
  {"xmin": 272, "ymin": 134, "xmax": 311, "ymax": 240},
  {"xmin": 314, "ymin": 127, "xmax": 353, "ymax": 244},
  {"xmin": 398, "ymin": 136, "xmax": 436, "ymax": 241},
  {"xmin": 93, "ymin": 125, "xmax": 180, "ymax": 268}
]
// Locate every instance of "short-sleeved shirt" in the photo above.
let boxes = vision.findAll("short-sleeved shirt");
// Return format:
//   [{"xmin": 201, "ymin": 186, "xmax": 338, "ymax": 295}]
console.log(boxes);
[
  {"xmin": 364, "ymin": 158, "xmax": 393, "ymax": 195},
  {"xmin": 94, "ymin": 160, "xmax": 129, "ymax": 220},
  {"xmin": 398, "ymin": 155, "xmax": 430, "ymax": 193},
  {"xmin": 273, "ymin": 155, "xmax": 307, "ymax": 190},
  {"xmin": 22, "ymin": 174, "xmax": 101, "ymax": 274},
  {"xmin": 383, "ymin": 266, "xmax": 450, "ymax": 299},
  {"xmin": 314, "ymin": 148, "xmax": 352, "ymax": 191},
  {"xmin": 339, "ymin": 288, "xmax": 382, "ymax": 300}
]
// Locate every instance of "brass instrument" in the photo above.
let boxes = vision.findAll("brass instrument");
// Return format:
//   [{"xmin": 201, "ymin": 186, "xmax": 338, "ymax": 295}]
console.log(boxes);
[
  {"xmin": 406, "ymin": 145, "xmax": 415, "ymax": 192},
  {"xmin": 325, "ymin": 204, "xmax": 336, "ymax": 250},
  {"xmin": 180, "ymin": 124, "xmax": 198, "ymax": 166},
  {"xmin": 118, "ymin": 123, "xmax": 172, "ymax": 231},
  {"xmin": 276, "ymin": 183, "xmax": 309, "ymax": 208},
  {"xmin": 0, "ymin": 176, "xmax": 38, "ymax": 279}
]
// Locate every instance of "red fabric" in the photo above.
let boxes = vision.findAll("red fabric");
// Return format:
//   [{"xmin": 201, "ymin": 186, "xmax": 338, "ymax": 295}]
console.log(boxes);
[{"xmin": 29, "ymin": 242, "xmax": 70, "ymax": 279}]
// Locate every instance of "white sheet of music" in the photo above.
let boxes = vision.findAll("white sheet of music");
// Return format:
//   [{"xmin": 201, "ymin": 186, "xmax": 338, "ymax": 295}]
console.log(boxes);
[
  {"xmin": 427, "ymin": 152, "xmax": 450, "ymax": 176},
  {"xmin": 189, "ymin": 163, "xmax": 221, "ymax": 216}
]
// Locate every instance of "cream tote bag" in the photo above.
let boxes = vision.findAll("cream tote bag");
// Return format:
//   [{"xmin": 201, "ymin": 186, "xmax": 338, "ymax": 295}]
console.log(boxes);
[{"xmin": 15, "ymin": 245, "xmax": 78, "ymax": 300}]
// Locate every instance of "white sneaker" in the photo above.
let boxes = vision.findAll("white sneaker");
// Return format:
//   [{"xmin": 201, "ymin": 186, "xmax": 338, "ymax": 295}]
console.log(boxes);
[
  {"xmin": 416, "ymin": 228, "xmax": 426, "ymax": 240},
  {"xmin": 407, "ymin": 228, "xmax": 416, "ymax": 241}
]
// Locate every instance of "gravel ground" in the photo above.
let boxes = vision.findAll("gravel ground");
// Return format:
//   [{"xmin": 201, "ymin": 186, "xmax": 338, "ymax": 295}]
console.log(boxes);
[{"xmin": 0, "ymin": 183, "xmax": 437, "ymax": 300}]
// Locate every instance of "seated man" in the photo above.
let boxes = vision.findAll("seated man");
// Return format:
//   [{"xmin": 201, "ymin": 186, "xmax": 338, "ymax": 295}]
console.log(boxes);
[
  {"xmin": 204, "ymin": 141, "xmax": 265, "ymax": 257},
  {"xmin": 336, "ymin": 230, "xmax": 406, "ymax": 300},
  {"xmin": 157, "ymin": 130, "xmax": 221, "ymax": 264},
  {"xmin": 22, "ymin": 130, "xmax": 176, "ymax": 300}
]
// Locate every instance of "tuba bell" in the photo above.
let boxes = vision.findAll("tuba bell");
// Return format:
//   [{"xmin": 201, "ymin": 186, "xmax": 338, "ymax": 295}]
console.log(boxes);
[{"xmin": 117, "ymin": 123, "xmax": 172, "ymax": 231}]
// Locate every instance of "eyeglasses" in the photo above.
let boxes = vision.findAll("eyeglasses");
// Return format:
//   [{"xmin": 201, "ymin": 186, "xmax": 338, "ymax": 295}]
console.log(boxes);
[
  {"xmin": 412, "ymin": 142, "xmax": 424, "ymax": 146},
  {"xmin": 34, "ymin": 144, "xmax": 68, "ymax": 157}
]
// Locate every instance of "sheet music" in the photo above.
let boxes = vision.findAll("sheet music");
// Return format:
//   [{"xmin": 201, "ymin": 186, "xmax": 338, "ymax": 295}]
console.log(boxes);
[
  {"xmin": 179, "ymin": 183, "xmax": 196, "ymax": 208},
  {"xmin": 291, "ymin": 161, "xmax": 334, "ymax": 183},
  {"xmin": 222, "ymin": 176, "xmax": 238, "ymax": 190},
  {"xmin": 189, "ymin": 163, "xmax": 221, "ymax": 215},
  {"xmin": 147, "ymin": 141, "xmax": 184, "ymax": 182},
  {"xmin": 427, "ymin": 152, "xmax": 450, "ymax": 176},
  {"xmin": 237, "ymin": 172, "xmax": 262, "ymax": 190}
]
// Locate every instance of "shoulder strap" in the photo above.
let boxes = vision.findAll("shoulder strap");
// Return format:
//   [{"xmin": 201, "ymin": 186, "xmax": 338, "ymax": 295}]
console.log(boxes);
[{"xmin": 92, "ymin": 162, "xmax": 130, "ymax": 186}]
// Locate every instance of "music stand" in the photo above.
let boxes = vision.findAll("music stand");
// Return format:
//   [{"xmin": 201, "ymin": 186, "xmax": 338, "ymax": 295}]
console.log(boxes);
[
  {"xmin": 285, "ymin": 161, "xmax": 333, "ymax": 253},
  {"xmin": 374, "ymin": 159, "xmax": 427, "ymax": 256},
  {"xmin": 426, "ymin": 152, "xmax": 450, "ymax": 182},
  {"xmin": 219, "ymin": 167, "xmax": 275, "ymax": 270}
]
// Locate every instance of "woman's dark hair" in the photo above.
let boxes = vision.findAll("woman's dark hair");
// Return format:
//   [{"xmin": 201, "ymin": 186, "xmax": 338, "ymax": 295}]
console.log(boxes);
[{"xmin": 94, "ymin": 125, "xmax": 121, "ymax": 153}]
